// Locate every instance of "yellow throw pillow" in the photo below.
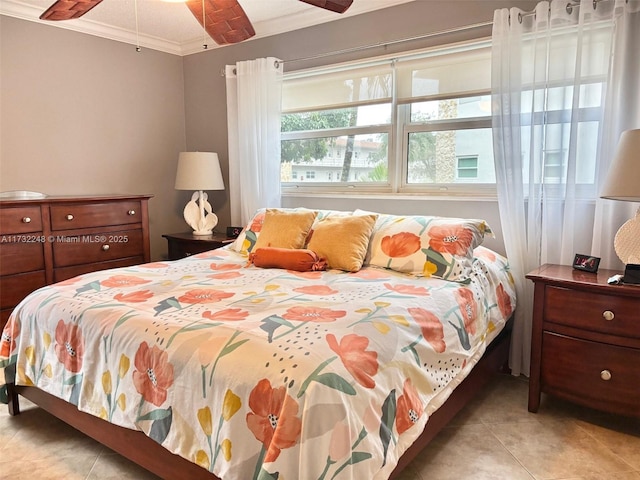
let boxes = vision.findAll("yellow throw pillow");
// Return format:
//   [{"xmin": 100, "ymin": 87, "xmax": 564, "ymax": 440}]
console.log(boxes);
[
  {"xmin": 253, "ymin": 209, "xmax": 317, "ymax": 250},
  {"xmin": 307, "ymin": 214, "xmax": 378, "ymax": 272}
]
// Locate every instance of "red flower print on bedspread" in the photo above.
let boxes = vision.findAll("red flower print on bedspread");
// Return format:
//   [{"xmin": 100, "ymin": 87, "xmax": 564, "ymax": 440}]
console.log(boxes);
[
  {"xmin": 100, "ymin": 275, "xmax": 151, "ymax": 288},
  {"xmin": 282, "ymin": 306, "xmax": 346, "ymax": 323},
  {"xmin": 427, "ymin": 224, "xmax": 473, "ymax": 256},
  {"xmin": 1, "ymin": 319, "xmax": 20, "ymax": 358},
  {"xmin": 496, "ymin": 284, "xmax": 513, "ymax": 319},
  {"xmin": 381, "ymin": 232, "xmax": 421, "ymax": 258},
  {"xmin": 292, "ymin": 285, "xmax": 338, "ymax": 296},
  {"xmin": 114, "ymin": 290, "xmax": 154, "ymax": 303},
  {"xmin": 396, "ymin": 378, "xmax": 423, "ymax": 434},
  {"xmin": 327, "ymin": 333, "xmax": 379, "ymax": 389},
  {"xmin": 407, "ymin": 307, "xmax": 445, "ymax": 353},
  {"xmin": 54, "ymin": 320, "xmax": 84, "ymax": 373},
  {"xmin": 178, "ymin": 289, "xmax": 234, "ymax": 304},
  {"xmin": 132, "ymin": 342, "xmax": 174, "ymax": 406},
  {"xmin": 454, "ymin": 288, "xmax": 477, "ymax": 335},
  {"xmin": 246, "ymin": 378, "xmax": 302, "ymax": 463},
  {"xmin": 384, "ymin": 283, "xmax": 430, "ymax": 296}
]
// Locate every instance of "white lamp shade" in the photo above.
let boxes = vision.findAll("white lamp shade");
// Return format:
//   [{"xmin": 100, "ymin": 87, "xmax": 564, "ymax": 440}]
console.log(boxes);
[
  {"xmin": 175, "ymin": 152, "xmax": 225, "ymax": 191},
  {"xmin": 600, "ymin": 129, "xmax": 640, "ymax": 201}
]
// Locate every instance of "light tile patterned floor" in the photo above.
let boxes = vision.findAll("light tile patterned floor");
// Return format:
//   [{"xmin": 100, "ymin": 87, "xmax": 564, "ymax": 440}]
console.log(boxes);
[{"xmin": 1, "ymin": 374, "xmax": 639, "ymax": 479}]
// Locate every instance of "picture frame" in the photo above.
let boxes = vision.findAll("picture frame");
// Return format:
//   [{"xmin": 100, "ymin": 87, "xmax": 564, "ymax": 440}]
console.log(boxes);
[{"xmin": 572, "ymin": 253, "xmax": 600, "ymax": 273}]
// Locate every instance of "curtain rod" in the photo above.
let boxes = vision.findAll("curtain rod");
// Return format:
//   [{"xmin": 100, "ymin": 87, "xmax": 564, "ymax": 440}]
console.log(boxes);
[
  {"xmin": 221, "ymin": 20, "xmax": 492, "ymax": 76},
  {"xmin": 279, "ymin": 20, "xmax": 492, "ymax": 66}
]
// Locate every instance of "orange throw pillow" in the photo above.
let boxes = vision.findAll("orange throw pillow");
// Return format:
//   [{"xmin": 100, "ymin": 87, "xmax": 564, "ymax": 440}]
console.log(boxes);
[{"xmin": 249, "ymin": 247, "xmax": 327, "ymax": 272}]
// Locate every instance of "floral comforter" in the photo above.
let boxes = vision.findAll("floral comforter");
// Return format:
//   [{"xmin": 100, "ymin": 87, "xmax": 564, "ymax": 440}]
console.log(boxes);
[{"xmin": 1, "ymin": 246, "xmax": 515, "ymax": 480}]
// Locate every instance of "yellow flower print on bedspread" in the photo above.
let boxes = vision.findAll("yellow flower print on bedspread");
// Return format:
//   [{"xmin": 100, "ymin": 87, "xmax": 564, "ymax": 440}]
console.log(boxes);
[{"xmin": 195, "ymin": 389, "xmax": 242, "ymax": 470}]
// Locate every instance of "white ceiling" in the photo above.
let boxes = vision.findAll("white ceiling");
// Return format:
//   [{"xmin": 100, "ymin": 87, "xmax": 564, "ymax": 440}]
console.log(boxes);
[{"xmin": 1, "ymin": 0, "xmax": 416, "ymax": 56}]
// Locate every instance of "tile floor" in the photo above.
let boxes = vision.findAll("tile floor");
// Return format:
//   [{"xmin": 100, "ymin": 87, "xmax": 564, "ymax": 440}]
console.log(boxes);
[{"xmin": 1, "ymin": 373, "xmax": 639, "ymax": 480}]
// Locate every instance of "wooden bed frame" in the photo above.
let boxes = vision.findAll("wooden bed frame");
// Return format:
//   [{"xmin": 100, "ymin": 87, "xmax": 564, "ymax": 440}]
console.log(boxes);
[{"xmin": 5, "ymin": 320, "xmax": 512, "ymax": 480}]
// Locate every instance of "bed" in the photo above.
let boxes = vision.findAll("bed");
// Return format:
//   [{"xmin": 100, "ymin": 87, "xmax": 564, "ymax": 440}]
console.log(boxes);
[{"xmin": 1, "ymin": 208, "xmax": 516, "ymax": 480}]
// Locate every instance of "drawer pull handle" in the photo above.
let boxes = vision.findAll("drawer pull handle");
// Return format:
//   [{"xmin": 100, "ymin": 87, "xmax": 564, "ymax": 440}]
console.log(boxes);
[
  {"xmin": 600, "ymin": 369, "xmax": 612, "ymax": 381},
  {"xmin": 22, "ymin": 217, "xmax": 31, "ymax": 223},
  {"xmin": 102, "ymin": 244, "xmax": 110, "ymax": 251},
  {"xmin": 128, "ymin": 210, "xmax": 136, "ymax": 216},
  {"xmin": 602, "ymin": 310, "xmax": 615, "ymax": 321},
  {"xmin": 66, "ymin": 214, "xmax": 74, "ymax": 221}
]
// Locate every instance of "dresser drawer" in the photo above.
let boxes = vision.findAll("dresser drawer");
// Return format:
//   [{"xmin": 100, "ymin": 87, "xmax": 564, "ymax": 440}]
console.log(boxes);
[
  {"xmin": 52, "ymin": 229, "xmax": 143, "ymax": 267},
  {"xmin": 544, "ymin": 285, "xmax": 640, "ymax": 339},
  {"xmin": 50, "ymin": 201, "xmax": 142, "ymax": 231},
  {"xmin": 0, "ymin": 241, "xmax": 45, "ymax": 275},
  {"xmin": 0, "ymin": 206, "xmax": 43, "ymax": 234},
  {"xmin": 541, "ymin": 331, "xmax": 640, "ymax": 416},
  {"xmin": 0, "ymin": 270, "xmax": 47, "ymax": 309}
]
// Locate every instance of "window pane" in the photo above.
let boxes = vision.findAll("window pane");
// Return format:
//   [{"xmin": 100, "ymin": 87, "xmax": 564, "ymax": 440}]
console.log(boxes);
[
  {"xmin": 282, "ymin": 64, "xmax": 393, "ymax": 113},
  {"xmin": 411, "ymin": 95, "xmax": 491, "ymax": 122},
  {"xmin": 407, "ymin": 129, "xmax": 494, "ymax": 184},
  {"xmin": 281, "ymin": 134, "xmax": 388, "ymax": 183},
  {"xmin": 282, "ymin": 104, "xmax": 391, "ymax": 133},
  {"xmin": 396, "ymin": 46, "xmax": 491, "ymax": 101}
]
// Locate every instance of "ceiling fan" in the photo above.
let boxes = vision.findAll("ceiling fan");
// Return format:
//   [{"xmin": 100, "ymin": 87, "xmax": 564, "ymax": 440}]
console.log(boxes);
[{"xmin": 38, "ymin": 0, "xmax": 353, "ymax": 45}]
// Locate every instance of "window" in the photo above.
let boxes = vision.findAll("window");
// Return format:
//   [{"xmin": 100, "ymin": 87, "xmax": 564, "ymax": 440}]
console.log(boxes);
[
  {"xmin": 457, "ymin": 155, "xmax": 479, "ymax": 179},
  {"xmin": 543, "ymin": 150, "xmax": 564, "ymax": 181},
  {"xmin": 281, "ymin": 41, "xmax": 493, "ymax": 194}
]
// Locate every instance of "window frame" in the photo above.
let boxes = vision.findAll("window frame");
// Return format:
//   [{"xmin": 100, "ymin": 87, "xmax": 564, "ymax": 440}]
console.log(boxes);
[{"xmin": 280, "ymin": 40, "xmax": 496, "ymax": 197}]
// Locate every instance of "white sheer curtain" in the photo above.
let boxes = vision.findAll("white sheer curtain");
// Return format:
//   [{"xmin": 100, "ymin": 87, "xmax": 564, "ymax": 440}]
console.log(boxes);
[
  {"xmin": 226, "ymin": 57, "xmax": 283, "ymax": 226},
  {"xmin": 492, "ymin": 0, "xmax": 640, "ymax": 376}
]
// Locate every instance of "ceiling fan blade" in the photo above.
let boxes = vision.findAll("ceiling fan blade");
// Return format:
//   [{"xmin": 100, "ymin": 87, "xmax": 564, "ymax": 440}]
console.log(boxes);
[
  {"xmin": 298, "ymin": 0, "xmax": 353, "ymax": 14},
  {"xmin": 40, "ymin": 0, "xmax": 104, "ymax": 21},
  {"xmin": 186, "ymin": 0, "xmax": 256, "ymax": 45}
]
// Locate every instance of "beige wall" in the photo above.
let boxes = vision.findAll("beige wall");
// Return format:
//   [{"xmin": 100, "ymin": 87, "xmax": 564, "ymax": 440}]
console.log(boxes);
[
  {"xmin": 0, "ymin": 16, "xmax": 187, "ymax": 260},
  {"xmin": 1, "ymin": 1, "xmax": 539, "ymax": 259}
]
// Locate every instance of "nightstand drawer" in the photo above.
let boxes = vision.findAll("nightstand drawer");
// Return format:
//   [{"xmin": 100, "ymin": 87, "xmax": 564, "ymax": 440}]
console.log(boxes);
[
  {"xmin": 52, "ymin": 229, "xmax": 143, "ymax": 267},
  {"xmin": 163, "ymin": 232, "xmax": 230, "ymax": 260},
  {"xmin": 0, "ymin": 206, "xmax": 43, "ymax": 234},
  {"xmin": 541, "ymin": 332, "xmax": 640, "ymax": 416},
  {"xmin": 50, "ymin": 201, "xmax": 142, "ymax": 230},
  {"xmin": 544, "ymin": 285, "xmax": 640, "ymax": 339}
]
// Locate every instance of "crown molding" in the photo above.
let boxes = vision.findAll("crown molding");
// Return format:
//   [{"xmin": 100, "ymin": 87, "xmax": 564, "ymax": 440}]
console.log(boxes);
[{"xmin": 1, "ymin": 0, "xmax": 186, "ymax": 55}]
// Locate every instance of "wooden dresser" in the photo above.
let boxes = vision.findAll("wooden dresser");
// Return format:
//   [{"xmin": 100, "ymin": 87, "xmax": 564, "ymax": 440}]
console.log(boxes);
[
  {"xmin": 0, "ymin": 194, "xmax": 151, "ymax": 331},
  {"xmin": 526, "ymin": 264, "xmax": 640, "ymax": 418}
]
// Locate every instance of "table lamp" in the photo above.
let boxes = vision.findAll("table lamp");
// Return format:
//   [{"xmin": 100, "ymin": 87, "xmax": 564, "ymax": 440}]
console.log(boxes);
[
  {"xmin": 600, "ymin": 129, "xmax": 640, "ymax": 283},
  {"xmin": 175, "ymin": 152, "xmax": 225, "ymax": 235}
]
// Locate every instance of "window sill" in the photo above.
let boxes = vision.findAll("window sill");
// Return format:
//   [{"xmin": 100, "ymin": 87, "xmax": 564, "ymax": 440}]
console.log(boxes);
[{"xmin": 281, "ymin": 190, "xmax": 498, "ymax": 202}]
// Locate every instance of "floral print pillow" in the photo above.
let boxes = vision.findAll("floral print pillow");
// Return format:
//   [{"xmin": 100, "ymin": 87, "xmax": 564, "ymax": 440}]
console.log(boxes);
[
  {"xmin": 357, "ymin": 210, "xmax": 494, "ymax": 282},
  {"xmin": 229, "ymin": 208, "xmax": 267, "ymax": 255}
]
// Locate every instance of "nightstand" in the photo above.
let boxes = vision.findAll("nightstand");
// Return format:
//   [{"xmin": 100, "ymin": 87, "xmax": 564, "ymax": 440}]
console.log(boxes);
[
  {"xmin": 162, "ymin": 232, "xmax": 233, "ymax": 260},
  {"xmin": 526, "ymin": 264, "xmax": 640, "ymax": 418}
]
